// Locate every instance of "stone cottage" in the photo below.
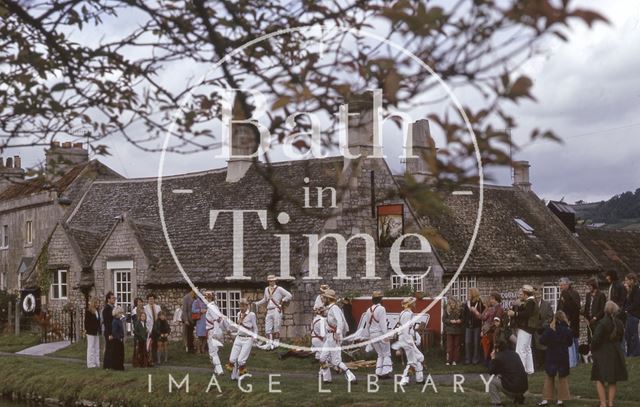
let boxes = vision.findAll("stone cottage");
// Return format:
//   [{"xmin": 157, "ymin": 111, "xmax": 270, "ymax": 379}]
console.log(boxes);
[
  {"xmin": 0, "ymin": 143, "xmax": 120, "ymax": 294},
  {"xmin": 24, "ymin": 106, "xmax": 444, "ymax": 338},
  {"xmin": 429, "ymin": 162, "xmax": 602, "ymax": 312}
]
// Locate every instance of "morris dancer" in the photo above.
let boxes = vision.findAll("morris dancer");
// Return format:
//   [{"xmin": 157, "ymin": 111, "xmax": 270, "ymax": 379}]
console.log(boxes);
[
  {"xmin": 363, "ymin": 290, "xmax": 393, "ymax": 378},
  {"xmin": 226, "ymin": 298, "xmax": 258, "ymax": 379},
  {"xmin": 314, "ymin": 284, "xmax": 330, "ymax": 310},
  {"xmin": 319, "ymin": 289, "xmax": 357, "ymax": 385},
  {"xmin": 311, "ymin": 305, "xmax": 326, "ymax": 361},
  {"xmin": 204, "ymin": 291, "xmax": 227, "ymax": 375},
  {"xmin": 392, "ymin": 297, "xmax": 425, "ymax": 385},
  {"xmin": 255, "ymin": 275, "xmax": 292, "ymax": 350}
]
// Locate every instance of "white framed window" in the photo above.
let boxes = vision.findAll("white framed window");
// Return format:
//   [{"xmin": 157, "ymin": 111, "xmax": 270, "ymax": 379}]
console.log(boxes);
[
  {"xmin": 113, "ymin": 269, "xmax": 132, "ymax": 308},
  {"xmin": 25, "ymin": 220, "xmax": 33, "ymax": 245},
  {"xmin": 50, "ymin": 269, "xmax": 68, "ymax": 299},
  {"xmin": 390, "ymin": 274, "xmax": 424, "ymax": 292},
  {"xmin": 0, "ymin": 272, "xmax": 5, "ymax": 291},
  {"xmin": 1, "ymin": 225, "xmax": 8, "ymax": 249},
  {"xmin": 215, "ymin": 290, "xmax": 242, "ymax": 322},
  {"xmin": 448, "ymin": 275, "xmax": 477, "ymax": 301},
  {"xmin": 543, "ymin": 283, "xmax": 560, "ymax": 312}
]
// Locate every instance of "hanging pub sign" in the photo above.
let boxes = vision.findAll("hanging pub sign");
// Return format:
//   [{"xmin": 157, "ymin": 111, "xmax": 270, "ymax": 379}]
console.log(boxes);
[
  {"xmin": 20, "ymin": 288, "xmax": 41, "ymax": 315},
  {"xmin": 377, "ymin": 204, "xmax": 404, "ymax": 247}
]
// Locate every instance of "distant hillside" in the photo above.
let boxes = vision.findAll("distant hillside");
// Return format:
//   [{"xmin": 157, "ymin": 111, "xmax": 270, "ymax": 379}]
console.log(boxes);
[{"xmin": 571, "ymin": 188, "xmax": 640, "ymax": 230}]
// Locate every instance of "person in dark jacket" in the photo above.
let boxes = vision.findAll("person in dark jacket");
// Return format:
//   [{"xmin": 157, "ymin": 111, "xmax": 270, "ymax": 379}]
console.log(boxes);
[
  {"xmin": 111, "ymin": 305, "xmax": 126, "ymax": 371},
  {"xmin": 85, "ymin": 297, "xmax": 101, "ymax": 368},
  {"xmin": 488, "ymin": 340, "xmax": 528, "ymax": 406},
  {"xmin": 443, "ymin": 296, "xmax": 465, "ymax": 365},
  {"xmin": 558, "ymin": 277, "xmax": 581, "ymax": 367},
  {"xmin": 507, "ymin": 285, "xmax": 538, "ymax": 375},
  {"xmin": 605, "ymin": 270, "xmax": 626, "ymax": 311},
  {"xmin": 182, "ymin": 290, "xmax": 196, "ymax": 353},
  {"xmin": 102, "ymin": 292, "xmax": 116, "ymax": 369},
  {"xmin": 537, "ymin": 311, "xmax": 573, "ymax": 406},
  {"xmin": 583, "ymin": 278, "xmax": 607, "ymax": 344},
  {"xmin": 133, "ymin": 311, "xmax": 152, "ymax": 367},
  {"xmin": 533, "ymin": 287, "xmax": 554, "ymax": 371},
  {"xmin": 591, "ymin": 301, "xmax": 628, "ymax": 407},
  {"xmin": 463, "ymin": 288, "xmax": 485, "ymax": 364},
  {"xmin": 623, "ymin": 273, "xmax": 640, "ymax": 356},
  {"xmin": 153, "ymin": 311, "xmax": 171, "ymax": 364}
]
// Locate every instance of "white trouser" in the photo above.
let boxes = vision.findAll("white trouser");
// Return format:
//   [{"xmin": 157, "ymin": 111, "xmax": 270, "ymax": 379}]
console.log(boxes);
[
  {"xmin": 265, "ymin": 308, "xmax": 282, "ymax": 335},
  {"xmin": 400, "ymin": 341, "xmax": 424, "ymax": 383},
  {"xmin": 371, "ymin": 333, "xmax": 393, "ymax": 376},
  {"xmin": 319, "ymin": 333, "xmax": 354, "ymax": 382},
  {"xmin": 86, "ymin": 334, "xmax": 100, "ymax": 368},
  {"xmin": 207, "ymin": 331, "xmax": 224, "ymax": 374},
  {"xmin": 312, "ymin": 337, "xmax": 324, "ymax": 360},
  {"xmin": 230, "ymin": 336, "xmax": 253, "ymax": 366},
  {"xmin": 516, "ymin": 329, "xmax": 534, "ymax": 374}
]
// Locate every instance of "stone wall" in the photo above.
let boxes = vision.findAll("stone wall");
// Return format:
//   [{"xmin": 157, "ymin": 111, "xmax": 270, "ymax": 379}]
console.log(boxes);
[{"xmin": 0, "ymin": 192, "xmax": 63, "ymax": 293}]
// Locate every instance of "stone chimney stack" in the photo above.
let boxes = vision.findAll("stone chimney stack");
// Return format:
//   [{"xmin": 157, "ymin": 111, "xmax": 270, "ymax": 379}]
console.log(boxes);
[
  {"xmin": 513, "ymin": 160, "xmax": 532, "ymax": 192},
  {"xmin": 0, "ymin": 154, "xmax": 26, "ymax": 193},
  {"xmin": 344, "ymin": 94, "xmax": 376, "ymax": 159},
  {"xmin": 226, "ymin": 124, "xmax": 259, "ymax": 183},
  {"xmin": 404, "ymin": 119, "xmax": 436, "ymax": 184},
  {"xmin": 45, "ymin": 141, "xmax": 89, "ymax": 176}
]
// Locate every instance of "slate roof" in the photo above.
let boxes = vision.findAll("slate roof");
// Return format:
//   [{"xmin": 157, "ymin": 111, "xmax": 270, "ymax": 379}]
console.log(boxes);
[
  {"xmin": 63, "ymin": 158, "xmax": 357, "ymax": 285},
  {"xmin": 576, "ymin": 227, "xmax": 640, "ymax": 277},
  {"xmin": 425, "ymin": 185, "xmax": 601, "ymax": 275},
  {"xmin": 0, "ymin": 159, "xmax": 122, "ymax": 202}
]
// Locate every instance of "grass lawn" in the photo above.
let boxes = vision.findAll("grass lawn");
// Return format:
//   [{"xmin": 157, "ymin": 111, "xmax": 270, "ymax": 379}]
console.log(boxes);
[
  {"xmin": 1, "ymin": 355, "xmax": 639, "ymax": 406},
  {"xmin": 50, "ymin": 338, "xmax": 487, "ymax": 375},
  {"xmin": 0, "ymin": 332, "xmax": 40, "ymax": 353}
]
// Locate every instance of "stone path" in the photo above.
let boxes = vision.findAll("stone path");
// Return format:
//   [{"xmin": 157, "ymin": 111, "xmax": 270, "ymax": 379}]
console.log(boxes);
[{"xmin": 15, "ymin": 340, "xmax": 71, "ymax": 356}]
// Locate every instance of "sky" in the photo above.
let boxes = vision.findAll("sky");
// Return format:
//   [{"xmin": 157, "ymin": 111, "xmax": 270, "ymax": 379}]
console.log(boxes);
[{"xmin": 8, "ymin": 0, "xmax": 640, "ymax": 204}]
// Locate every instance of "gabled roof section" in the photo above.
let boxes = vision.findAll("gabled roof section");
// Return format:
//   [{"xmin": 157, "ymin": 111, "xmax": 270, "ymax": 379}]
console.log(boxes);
[
  {"xmin": 427, "ymin": 185, "xmax": 600, "ymax": 275},
  {"xmin": 0, "ymin": 159, "xmax": 122, "ymax": 202},
  {"xmin": 576, "ymin": 227, "xmax": 640, "ymax": 277}
]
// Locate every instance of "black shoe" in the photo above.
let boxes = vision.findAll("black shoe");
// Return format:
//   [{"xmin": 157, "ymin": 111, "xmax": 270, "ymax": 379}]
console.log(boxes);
[{"xmin": 377, "ymin": 374, "xmax": 391, "ymax": 380}]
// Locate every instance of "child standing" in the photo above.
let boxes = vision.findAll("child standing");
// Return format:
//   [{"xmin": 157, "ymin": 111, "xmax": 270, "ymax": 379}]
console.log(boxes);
[
  {"xmin": 133, "ymin": 311, "xmax": 152, "ymax": 367},
  {"xmin": 154, "ymin": 311, "xmax": 171, "ymax": 364}
]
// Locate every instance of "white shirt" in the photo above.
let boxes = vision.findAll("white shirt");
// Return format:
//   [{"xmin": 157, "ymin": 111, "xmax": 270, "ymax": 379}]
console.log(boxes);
[
  {"xmin": 325, "ymin": 303, "xmax": 348, "ymax": 339},
  {"xmin": 398, "ymin": 309, "xmax": 415, "ymax": 343},
  {"xmin": 144, "ymin": 303, "xmax": 162, "ymax": 338},
  {"xmin": 254, "ymin": 285, "xmax": 292, "ymax": 310},
  {"xmin": 205, "ymin": 302, "xmax": 228, "ymax": 336},
  {"xmin": 364, "ymin": 304, "xmax": 388, "ymax": 335},
  {"xmin": 312, "ymin": 315, "xmax": 326, "ymax": 340},
  {"xmin": 235, "ymin": 311, "xmax": 258, "ymax": 338}
]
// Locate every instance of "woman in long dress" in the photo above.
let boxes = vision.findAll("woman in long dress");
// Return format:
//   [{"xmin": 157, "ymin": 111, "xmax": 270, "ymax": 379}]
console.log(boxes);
[{"xmin": 591, "ymin": 301, "xmax": 627, "ymax": 407}]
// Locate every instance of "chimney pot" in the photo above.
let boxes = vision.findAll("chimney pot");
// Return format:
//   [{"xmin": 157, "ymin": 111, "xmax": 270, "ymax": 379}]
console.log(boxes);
[
  {"xmin": 62, "ymin": 142, "xmax": 72, "ymax": 148},
  {"xmin": 513, "ymin": 160, "xmax": 532, "ymax": 192},
  {"xmin": 73, "ymin": 142, "xmax": 83, "ymax": 148},
  {"xmin": 13, "ymin": 156, "xmax": 21, "ymax": 169},
  {"xmin": 6, "ymin": 157, "xmax": 13, "ymax": 168},
  {"xmin": 51, "ymin": 141, "xmax": 61, "ymax": 148},
  {"xmin": 0, "ymin": 157, "xmax": 4, "ymax": 167}
]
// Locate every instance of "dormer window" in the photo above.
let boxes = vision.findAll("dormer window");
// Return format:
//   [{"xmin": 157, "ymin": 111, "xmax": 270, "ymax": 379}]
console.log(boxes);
[{"xmin": 514, "ymin": 218, "xmax": 534, "ymax": 236}]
